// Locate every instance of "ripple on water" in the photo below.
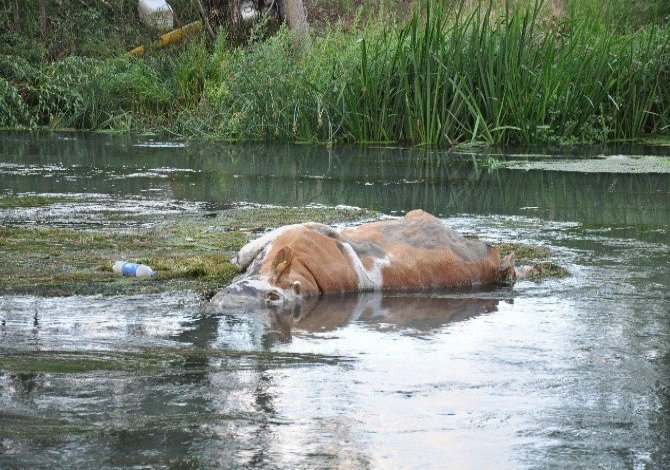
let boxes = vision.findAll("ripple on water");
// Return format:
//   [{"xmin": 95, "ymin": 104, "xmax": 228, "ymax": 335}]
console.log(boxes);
[
  {"xmin": 0, "ymin": 134, "xmax": 668, "ymax": 468},
  {"xmin": 0, "ymin": 194, "xmax": 214, "ymax": 229}
]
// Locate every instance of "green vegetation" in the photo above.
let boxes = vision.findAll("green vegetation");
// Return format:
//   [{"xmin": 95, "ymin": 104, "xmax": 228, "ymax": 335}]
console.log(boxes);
[
  {"xmin": 0, "ymin": 204, "xmax": 375, "ymax": 296},
  {"xmin": 0, "ymin": 348, "xmax": 347, "ymax": 376},
  {"xmin": 0, "ymin": 221, "xmax": 245, "ymax": 296},
  {"xmin": 502, "ymin": 155, "xmax": 670, "ymax": 173},
  {"xmin": 1, "ymin": 0, "xmax": 669, "ymax": 144},
  {"xmin": 0, "ymin": 351, "xmax": 166, "ymax": 373},
  {"xmin": 219, "ymin": 206, "xmax": 377, "ymax": 230},
  {"xmin": 0, "ymin": 0, "xmax": 199, "ymax": 61},
  {"xmin": 497, "ymin": 242, "xmax": 550, "ymax": 261},
  {"xmin": 518, "ymin": 261, "xmax": 569, "ymax": 279},
  {"xmin": 0, "ymin": 194, "xmax": 81, "ymax": 208}
]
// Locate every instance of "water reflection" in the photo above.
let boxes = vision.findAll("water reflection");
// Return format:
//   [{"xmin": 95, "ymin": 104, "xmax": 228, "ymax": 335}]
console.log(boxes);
[
  {"xmin": 654, "ymin": 349, "xmax": 670, "ymax": 467},
  {"xmin": 1, "ymin": 132, "xmax": 669, "ymax": 467},
  {"xmin": 1, "ymin": 132, "xmax": 668, "ymax": 231},
  {"xmin": 270, "ymin": 293, "xmax": 504, "ymax": 342}
]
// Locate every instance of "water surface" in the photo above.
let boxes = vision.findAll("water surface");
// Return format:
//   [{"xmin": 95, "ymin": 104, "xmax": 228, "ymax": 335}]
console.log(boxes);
[{"xmin": 0, "ymin": 132, "xmax": 668, "ymax": 468}]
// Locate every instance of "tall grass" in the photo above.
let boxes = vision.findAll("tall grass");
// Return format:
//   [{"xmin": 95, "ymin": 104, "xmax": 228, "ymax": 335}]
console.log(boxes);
[
  {"xmin": 1, "ymin": 0, "xmax": 669, "ymax": 144},
  {"xmin": 336, "ymin": 0, "xmax": 670, "ymax": 145},
  {"xmin": 202, "ymin": 25, "xmax": 361, "ymax": 141}
]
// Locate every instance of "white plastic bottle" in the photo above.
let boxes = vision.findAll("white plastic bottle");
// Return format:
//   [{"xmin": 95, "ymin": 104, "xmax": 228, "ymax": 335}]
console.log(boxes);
[
  {"xmin": 137, "ymin": 0, "xmax": 174, "ymax": 31},
  {"xmin": 113, "ymin": 261, "xmax": 155, "ymax": 278}
]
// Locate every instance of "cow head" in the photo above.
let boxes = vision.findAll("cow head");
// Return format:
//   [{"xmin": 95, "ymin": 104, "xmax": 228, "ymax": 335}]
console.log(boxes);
[{"xmin": 212, "ymin": 246, "xmax": 306, "ymax": 310}]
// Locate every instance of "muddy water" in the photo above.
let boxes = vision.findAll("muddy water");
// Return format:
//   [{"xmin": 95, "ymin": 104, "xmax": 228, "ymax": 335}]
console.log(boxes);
[{"xmin": 1, "ymin": 132, "xmax": 668, "ymax": 468}]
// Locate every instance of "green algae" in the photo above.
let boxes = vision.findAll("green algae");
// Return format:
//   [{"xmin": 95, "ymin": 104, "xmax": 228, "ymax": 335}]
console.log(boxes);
[
  {"xmin": 0, "ymin": 351, "xmax": 165, "ymax": 373},
  {"xmin": 218, "ymin": 206, "xmax": 376, "ymax": 231},
  {"xmin": 0, "ymin": 226, "xmax": 156, "ymax": 251},
  {"xmin": 0, "ymin": 195, "xmax": 81, "ymax": 208},
  {"xmin": 497, "ymin": 243, "xmax": 551, "ymax": 262},
  {"xmin": 138, "ymin": 254, "xmax": 240, "ymax": 282},
  {"xmin": 502, "ymin": 155, "xmax": 670, "ymax": 174},
  {"xmin": 0, "ymin": 348, "xmax": 349, "ymax": 374},
  {"xmin": 0, "ymin": 205, "xmax": 374, "ymax": 296},
  {"xmin": 0, "ymin": 220, "xmax": 245, "ymax": 296},
  {"xmin": 0, "ymin": 414, "xmax": 93, "ymax": 440}
]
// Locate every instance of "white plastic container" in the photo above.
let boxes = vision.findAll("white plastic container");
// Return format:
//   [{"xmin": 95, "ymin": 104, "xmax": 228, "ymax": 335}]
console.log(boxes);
[
  {"xmin": 240, "ymin": 0, "xmax": 259, "ymax": 22},
  {"xmin": 138, "ymin": 0, "xmax": 174, "ymax": 31},
  {"xmin": 113, "ymin": 261, "xmax": 156, "ymax": 278}
]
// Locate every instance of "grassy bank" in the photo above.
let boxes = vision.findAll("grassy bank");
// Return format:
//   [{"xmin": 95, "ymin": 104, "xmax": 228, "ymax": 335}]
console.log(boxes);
[{"xmin": 1, "ymin": 0, "xmax": 669, "ymax": 145}]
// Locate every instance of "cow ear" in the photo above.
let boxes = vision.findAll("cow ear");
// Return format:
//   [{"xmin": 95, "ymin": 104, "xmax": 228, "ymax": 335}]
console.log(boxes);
[
  {"xmin": 292, "ymin": 281, "xmax": 301, "ymax": 295},
  {"xmin": 498, "ymin": 253, "xmax": 516, "ymax": 285},
  {"xmin": 272, "ymin": 247, "xmax": 293, "ymax": 280}
]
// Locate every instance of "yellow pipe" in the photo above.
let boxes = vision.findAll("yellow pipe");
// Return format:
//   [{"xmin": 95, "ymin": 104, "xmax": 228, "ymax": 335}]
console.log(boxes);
[
  {"xmin": 127, "ymin": 44, "xmax": 147, "ymax": 56},
  {"xmin": 127, "ymin": 20, "xmax": 204, "ymax": 56}
]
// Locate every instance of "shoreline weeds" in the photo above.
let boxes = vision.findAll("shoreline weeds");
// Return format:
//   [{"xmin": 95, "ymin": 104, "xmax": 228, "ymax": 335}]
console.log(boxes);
[{"xmin": 2, "ymin": 1, "xmax": 669, "ymax": 146}]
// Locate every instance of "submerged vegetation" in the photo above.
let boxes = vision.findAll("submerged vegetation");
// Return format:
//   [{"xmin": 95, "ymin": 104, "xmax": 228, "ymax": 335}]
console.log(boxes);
[
  {"xmin": 0, "ymin": 221, "xmax": 243, "ymax": 296},
  {"xmin": 1, "ymin": 0, "xmax": 669, "ymax": 145}
]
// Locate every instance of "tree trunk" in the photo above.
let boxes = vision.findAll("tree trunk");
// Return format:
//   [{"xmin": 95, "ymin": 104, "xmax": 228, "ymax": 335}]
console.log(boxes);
[
  {"xmin": 192, "ymin": 0, "xmax": 216, "ymax": 43},
  {"xmin": 12, "ymin": 0, "xmax": 20, "ymax": 30},
  {"xmin": 38, "ymin": 0, "xmax": 47, "ymax": 38},
  {"xmin": 281, "ymin": 0, "xmax": 308, "ymax": 33}
]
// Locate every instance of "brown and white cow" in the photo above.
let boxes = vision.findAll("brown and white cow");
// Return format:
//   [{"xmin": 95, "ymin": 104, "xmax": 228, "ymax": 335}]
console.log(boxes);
[{"xmin": 212, "ymin": 209, "xmax": 515, "ymax": 309}]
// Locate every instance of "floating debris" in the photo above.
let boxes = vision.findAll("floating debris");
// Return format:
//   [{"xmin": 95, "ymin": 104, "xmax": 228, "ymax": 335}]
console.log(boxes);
[{"xmin": 504, "ymin": 155, "xmax": 670, "ymax": 174}]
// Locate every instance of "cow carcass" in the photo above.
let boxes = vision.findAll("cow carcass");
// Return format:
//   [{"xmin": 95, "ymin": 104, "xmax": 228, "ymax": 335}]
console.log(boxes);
[{"xmin": 212, "ymin": 210, "xmax": 515, "ymax": 309}]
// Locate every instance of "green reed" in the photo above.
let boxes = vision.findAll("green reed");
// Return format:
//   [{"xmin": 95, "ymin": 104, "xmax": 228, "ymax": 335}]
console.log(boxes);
[
  {"xmin": 338, "ymin": 0, "xmax": 670, "ymax": 145},
  {"xmin": 2, "ymin": 0, "xmax": 668, "ymax": 144}
]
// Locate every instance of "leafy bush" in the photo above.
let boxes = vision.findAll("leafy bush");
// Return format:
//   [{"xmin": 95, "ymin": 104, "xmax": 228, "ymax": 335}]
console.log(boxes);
[
  {"xmin": 0, "ymin": 78, "xmax": 32, "ymax": 128},
  {"xmin": 1, "ymin": 0, "xmax": 668, "ymax": 143},
  {"xmin": 0, "ymin": 0, "xmax": 200, "ymax": 61},
  {"xmin": 97, "ymin": 59, "xmax": 173, "ymax": 114},
  {"xmin": 34, "ymin": 57, "xmax": 98, "ymax": 127},
  {"xmin": 205, "ymin": 26, "xmax": 358, "ymax": 141}
]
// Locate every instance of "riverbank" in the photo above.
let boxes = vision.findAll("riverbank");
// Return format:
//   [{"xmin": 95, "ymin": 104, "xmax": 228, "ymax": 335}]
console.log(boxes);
[{"xmin": 1, "ymin": 1, "xmax": 669, "ymax": 146}]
